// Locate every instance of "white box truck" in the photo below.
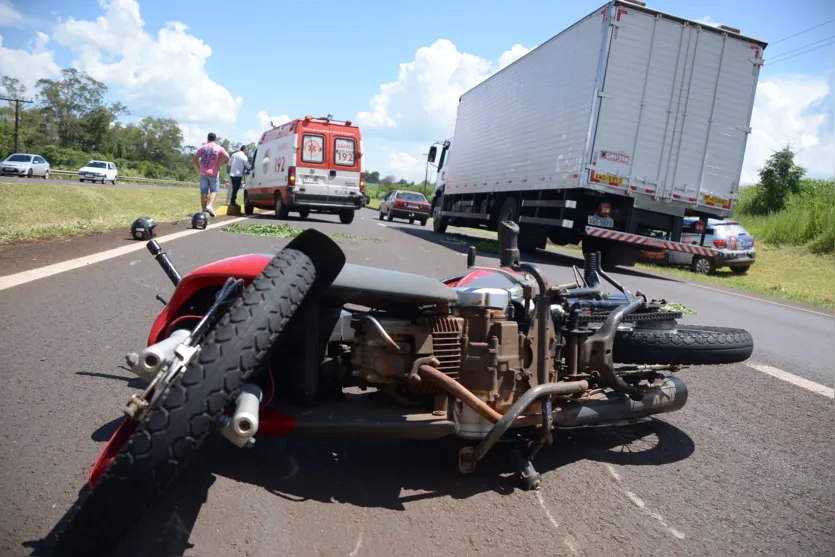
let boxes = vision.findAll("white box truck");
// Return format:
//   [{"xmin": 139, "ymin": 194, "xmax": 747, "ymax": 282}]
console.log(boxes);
[{"xmin": 428, "ymin": 0, "xmax": 766, "ymax": 266}]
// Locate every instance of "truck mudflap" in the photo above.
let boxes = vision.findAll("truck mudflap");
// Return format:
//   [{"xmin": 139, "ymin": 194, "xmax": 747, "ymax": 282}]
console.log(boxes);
[{"xmin": 584, "ymin": 226, "xmax": 720, "ymax": 257}]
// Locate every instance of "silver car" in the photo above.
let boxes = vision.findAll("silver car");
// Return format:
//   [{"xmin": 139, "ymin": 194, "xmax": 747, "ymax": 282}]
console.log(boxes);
[
  {"xmin": 0, "ymin": 153, "xmax": 51, "ymax": 178},
  {"xmin": 666, "ymin": 217, "xmax": 756, "ymax": 275}
]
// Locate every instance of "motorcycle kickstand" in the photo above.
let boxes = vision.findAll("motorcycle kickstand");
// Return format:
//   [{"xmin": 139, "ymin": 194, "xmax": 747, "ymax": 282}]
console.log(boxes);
[{"xmin": 512, "ymin": 439, "xmax": 545, "ymax": 491}]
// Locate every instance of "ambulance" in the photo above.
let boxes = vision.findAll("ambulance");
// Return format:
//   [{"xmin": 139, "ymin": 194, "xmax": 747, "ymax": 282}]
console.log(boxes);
[{"xmin": 243, "ymin": 115, "xmax": 365, "ymax": 224}]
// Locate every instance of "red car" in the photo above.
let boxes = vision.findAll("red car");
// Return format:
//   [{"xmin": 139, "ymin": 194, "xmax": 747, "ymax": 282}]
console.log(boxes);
[{"xmin": 379, "ymin": 190, "xmax": 431, "ymax": 225}]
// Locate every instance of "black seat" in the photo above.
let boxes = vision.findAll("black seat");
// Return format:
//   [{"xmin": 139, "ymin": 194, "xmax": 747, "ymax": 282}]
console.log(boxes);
[{"xmin": 323, "ymin": 263, "xmax": 458, "ymax": 310}]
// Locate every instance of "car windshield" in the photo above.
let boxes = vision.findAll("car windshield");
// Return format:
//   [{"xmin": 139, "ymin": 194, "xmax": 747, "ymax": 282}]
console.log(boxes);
[
  {"xmin": 397, "ymin": 192, "xmax": 427, "ymax": 202},
  {"xmin": 6, "ymin": 154, "xmax": 32, "ymax": 162},
  {"xmin": 86, "ymin": 161, "xmax": 107, "ymax": 168}
]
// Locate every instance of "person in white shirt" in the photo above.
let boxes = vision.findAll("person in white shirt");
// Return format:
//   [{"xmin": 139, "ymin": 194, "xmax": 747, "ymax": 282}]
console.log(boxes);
[{"xmin": 226, "ymin": 145, "xmax": 252, "ymax": 206}]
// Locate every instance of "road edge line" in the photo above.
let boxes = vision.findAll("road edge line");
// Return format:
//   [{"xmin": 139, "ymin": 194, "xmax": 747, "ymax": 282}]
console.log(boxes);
[{"xmin": 0, "ymin": 216, "xmax": 249, "ymax": 291}]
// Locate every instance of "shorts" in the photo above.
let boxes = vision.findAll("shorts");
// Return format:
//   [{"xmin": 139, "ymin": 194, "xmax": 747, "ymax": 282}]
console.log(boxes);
[{"xmin": 199, "ymin": 175, "xmax": 220, "ymax": 195}]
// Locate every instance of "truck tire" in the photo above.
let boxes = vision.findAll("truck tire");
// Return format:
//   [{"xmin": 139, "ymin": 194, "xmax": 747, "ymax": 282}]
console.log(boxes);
[
  {"xmin": 339, "ymin": 209, "xmax": 355, "ymax": 224},
  {"xmin": 498, "ymin": 197, "xmax": 518, "ymax": 224},
  {"xmin": 51, "ymin": 248, "xmax": 318, "ymax": 557},
  {"xmin": 612, "ymin": 325, "xmax": 753, "ymax": 365},
  {"xmin": 433, "ymin": 197, "xmax": 449, "ymax": 233}
]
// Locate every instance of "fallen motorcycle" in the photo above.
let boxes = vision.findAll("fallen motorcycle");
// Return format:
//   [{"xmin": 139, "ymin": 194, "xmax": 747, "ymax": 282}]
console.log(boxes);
[{"xmin": 52, "ymin": 221, "xmax": 753, "ymax": 556}]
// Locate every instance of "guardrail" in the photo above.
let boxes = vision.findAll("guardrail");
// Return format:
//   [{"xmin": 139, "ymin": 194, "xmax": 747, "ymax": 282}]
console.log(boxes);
[{"xmin": 49, "ymin": 169, "xmax": 196, "ymax": 187}]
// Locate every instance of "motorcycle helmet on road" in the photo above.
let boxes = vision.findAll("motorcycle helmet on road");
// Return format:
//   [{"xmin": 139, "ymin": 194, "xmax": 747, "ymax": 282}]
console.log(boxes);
[
  {"xmin": 191, "ymin": 211, "xmax": 208, "ymax": 229},
  {"xmin": 130, "ymin": 216, "xmax": 157, "ymax": 241}
]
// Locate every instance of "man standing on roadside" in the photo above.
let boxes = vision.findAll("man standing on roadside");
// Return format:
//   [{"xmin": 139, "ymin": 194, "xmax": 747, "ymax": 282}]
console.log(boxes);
[
  {"xmin": 227, "ymin": 144, "xmax": 251, "ymax": 206},
  {"xmin": 193, "ymin": 132, "xmax": 229, "ymax": 216}
]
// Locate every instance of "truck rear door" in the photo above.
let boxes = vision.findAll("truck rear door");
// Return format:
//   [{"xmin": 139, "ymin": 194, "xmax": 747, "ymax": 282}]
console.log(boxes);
[
  {"xmin": 297, "ymin": 131, "xmax": 329, "ymax": 201},
  {"xmin": 327, "ymin": 130, "xmax": 362, "ymax": 201},
  {"xmin": 590, "ymin": 5, "xmax": 763, "ymax": 216}
]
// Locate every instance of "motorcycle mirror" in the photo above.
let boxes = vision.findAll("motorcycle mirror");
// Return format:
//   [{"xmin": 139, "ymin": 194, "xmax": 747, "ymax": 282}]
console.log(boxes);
[
  {"xmin": 467, "ymin": 246, "xmax": 476, "ymax": 268},
  {"xmin": 498, "ymin": 220, "xmax": 520, "ymax": 268}
]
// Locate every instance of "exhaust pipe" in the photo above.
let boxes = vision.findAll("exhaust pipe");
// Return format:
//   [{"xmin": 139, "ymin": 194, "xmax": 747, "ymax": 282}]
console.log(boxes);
[
  {"xmin": 219, "ymin": 383, "xmax": 262, "ymax": 448},
  {"xmin": 552, "ymin": 376, "xmax": 688, "ymax": 428}
]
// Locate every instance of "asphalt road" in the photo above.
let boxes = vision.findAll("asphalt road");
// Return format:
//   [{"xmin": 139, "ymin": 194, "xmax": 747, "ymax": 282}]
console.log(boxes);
[
  {"xmin": 0, "ymin": 210, "xmax": 832, "ymax": 557},
  {"xmin": 1, "ymin": 174, "xmax": 192, "ymax": 190}
]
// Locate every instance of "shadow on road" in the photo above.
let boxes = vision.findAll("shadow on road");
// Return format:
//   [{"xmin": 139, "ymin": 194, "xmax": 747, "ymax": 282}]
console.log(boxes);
[
  {"xmin": 391, "ymin": 225, "xmax": 678, "ymax": 283},
  {"xmin": 28, "ymin": 419, "xmax": 693, "ymax": 557}
]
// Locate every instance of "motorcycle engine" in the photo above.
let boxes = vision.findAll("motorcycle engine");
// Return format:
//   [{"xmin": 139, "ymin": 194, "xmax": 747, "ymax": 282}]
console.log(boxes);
[{"xmin": 350, "ymin": 287, "xmax": 549, "ymax": 439}]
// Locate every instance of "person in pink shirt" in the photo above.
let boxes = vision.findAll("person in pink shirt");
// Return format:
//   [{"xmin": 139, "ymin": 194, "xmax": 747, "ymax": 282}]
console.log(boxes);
[{"xmin": 193, "ymin": 132, "xmax": 229, "ymax": 216}]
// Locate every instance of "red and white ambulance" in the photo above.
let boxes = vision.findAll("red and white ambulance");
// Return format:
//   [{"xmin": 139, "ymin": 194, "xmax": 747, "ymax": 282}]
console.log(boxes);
[{"xmin": 243, "ymin": 116, "xmax": 365, "ymax": 224}]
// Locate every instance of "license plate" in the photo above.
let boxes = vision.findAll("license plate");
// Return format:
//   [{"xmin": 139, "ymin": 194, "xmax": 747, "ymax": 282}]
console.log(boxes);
[
  {"xmin": 407, "ymin": 204, "xmax": 420, "ymax": 209},
  {"xmin": 302, "ymin": 176, "xmax": 318, "ymax": 184},
  {"xmin": 590, "ymin": 171, "xmax": 624, "ymax": 186},
  {"xmin": 702, "ymin": 194, "xmax": 728, "ymax": 205},
  {"xmin": 588, "ymin": 215, "xmax": 614, "ymax": 228}
]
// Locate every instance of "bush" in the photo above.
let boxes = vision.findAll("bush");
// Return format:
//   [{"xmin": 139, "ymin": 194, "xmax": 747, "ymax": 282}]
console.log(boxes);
[{"xmin": 737, "ymin": 178, "xmax": 835, "ymax": 255}]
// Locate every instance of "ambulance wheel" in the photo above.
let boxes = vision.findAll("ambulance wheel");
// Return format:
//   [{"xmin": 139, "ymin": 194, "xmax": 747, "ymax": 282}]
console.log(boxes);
[
  {"xmin": 244, "ymin": 194, "xmax": 254, "ymax": 215},
  {"xmin": 275, "ymin": 195, "xmax": 289, "ymax": 219},
  {"xmin": 339, "ymin": 210, "xmax": 355, "ymax": 224}
]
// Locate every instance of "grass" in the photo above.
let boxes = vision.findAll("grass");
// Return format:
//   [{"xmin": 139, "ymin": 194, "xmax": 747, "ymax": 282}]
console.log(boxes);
[
  {"xmin": 222, "ymin": 223, "xmax": 384, "ymax": 244},
  {"xmin": 0, "ymin": 182, "xmax": 203, "ymax": 243},
  {"xmin": 735, "ymin": 179, "xmax": 834, "ymax": 255}
]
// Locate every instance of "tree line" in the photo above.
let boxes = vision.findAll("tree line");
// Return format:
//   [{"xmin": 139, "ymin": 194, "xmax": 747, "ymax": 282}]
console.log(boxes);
[{"xmin": 0, "ymin": 69, "xmax": 254, "ymax": 181}]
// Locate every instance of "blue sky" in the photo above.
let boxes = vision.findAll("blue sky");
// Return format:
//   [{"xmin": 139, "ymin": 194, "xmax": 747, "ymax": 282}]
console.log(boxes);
[{"xmin": 1, "ymin": 0, "xmax": 832, "ymax": 183}]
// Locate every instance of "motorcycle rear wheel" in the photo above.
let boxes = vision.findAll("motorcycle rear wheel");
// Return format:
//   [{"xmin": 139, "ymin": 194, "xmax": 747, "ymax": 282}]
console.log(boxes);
[
  {"xmin": 613, "ymin": 325, "xmax": 753, "ymax": 365},
  {"xmin": 51, "ymin": 247, "xmax": 317, "ymax": 557}
]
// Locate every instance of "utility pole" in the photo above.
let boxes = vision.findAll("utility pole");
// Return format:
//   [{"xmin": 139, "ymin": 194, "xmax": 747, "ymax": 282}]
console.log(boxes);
[{"xmin": 0, "ymin": 96, "xmax": 34, "ymax": 153}]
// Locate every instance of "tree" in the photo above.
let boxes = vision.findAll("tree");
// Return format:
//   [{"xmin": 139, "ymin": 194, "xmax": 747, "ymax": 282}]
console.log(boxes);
[
  {"xmin": 36, "ymin": 68, "xmax": 107, "ymax": 147},
  {"xmin": 756, "ymin": 146, "xmax": 806, "ymax": 213},
  {"xmin": 1, "ymin": 77, "xmax": 27, "ymax": 105},
  {"xmin": 380, "ymin": 174, "xmax": 396, "ymax": 187},
  {"xmin": 365, "ymin": 170, "xmax": 380, "ymax": 183}
]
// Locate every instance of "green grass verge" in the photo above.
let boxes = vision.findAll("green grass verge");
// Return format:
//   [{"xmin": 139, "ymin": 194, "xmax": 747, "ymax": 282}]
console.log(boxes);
[
  {"xmin": 222, "ymin": 223, "xmax": 384, "ymax": 245},
  {"xmin": 0, "ymin": 182, "xmax": 203, "ymax": 244},
  {"xmin": 448, "ymin": 225, "xmax": 834, "ymax": 310}
]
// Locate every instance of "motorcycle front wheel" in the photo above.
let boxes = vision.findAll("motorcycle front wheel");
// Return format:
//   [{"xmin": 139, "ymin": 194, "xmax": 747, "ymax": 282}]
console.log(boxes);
[{"xmin": 51, "ymin": 247, "xmax": 317, "ymax": 557}]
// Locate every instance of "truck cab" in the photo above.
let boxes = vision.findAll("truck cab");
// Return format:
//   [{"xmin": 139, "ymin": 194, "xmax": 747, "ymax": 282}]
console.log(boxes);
[{"xmin": 244, "ymin": 115, "xmax": 365, "ymax": 224}]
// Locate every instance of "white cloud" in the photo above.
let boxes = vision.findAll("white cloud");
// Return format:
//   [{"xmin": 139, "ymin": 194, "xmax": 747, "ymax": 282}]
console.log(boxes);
[
  {"xmin": 499, "ymin": 44, "xmax": 532, "ymax": 69},
  {"xmin": 356, "ymin": 39, "xmax": 533, "ymax": 142},
  {"xmin": 698, "ymin": 16, "xmax": 720, "ymax": 27},
  {"xmin": 0, "ymin": 32, "xmax": 60, "ymax": 92},
  {"xmin": 241, "ymin": 110, "xmax": 291, "ymax": 144},
  {"xmin": 51, "ymin": 0, "xmax": 242, "ymax": 126},
  {"xmin": 741, "ymin": 74, "xmax": 834, "ymax": 184},
  {"xmin": 0, "ymin": 0, "xmax": 24, "ymax": 28},
  {"xmin": 386, "ymin": 151, "xmax": 425, "ymax": 181}
]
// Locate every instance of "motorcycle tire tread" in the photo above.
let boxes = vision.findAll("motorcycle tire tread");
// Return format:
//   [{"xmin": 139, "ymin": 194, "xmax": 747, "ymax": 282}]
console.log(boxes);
[
  {"xmin": 51, "ymin": 247, "xmax": 317, "ymax": 557},
  {"xmin": 613, "ymin": 325, "xmax": 754, "ymax": 365}
]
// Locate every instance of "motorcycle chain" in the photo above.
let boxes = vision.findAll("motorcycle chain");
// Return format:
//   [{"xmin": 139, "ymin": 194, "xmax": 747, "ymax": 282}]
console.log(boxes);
[{"xmin": 579, "ymin": 309, "xmax": 682, "ymax": 325}]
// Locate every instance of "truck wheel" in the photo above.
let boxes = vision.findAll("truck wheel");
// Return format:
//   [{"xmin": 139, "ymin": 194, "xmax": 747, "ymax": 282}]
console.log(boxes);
[
  {"xmin": 690, "ymin": 256, "xmax": 715, "ymax": 275},
  {"xmin": 613, "ymin": 325, "xmax": 754, "ymax": 365},
  {"xmin": 339, "ymin": 210, "xmax": 355, "ymax": 224},
  {"xmin": 433, "ymin": 202, "xmax": 448, "ymax": 232},
  {"xmin": 275, "ymin": 195, "xmax": 290, "ymax": 219},
  {"xmin": 51, "ymin": 247, "xmax": 318, "ymax": 557}
]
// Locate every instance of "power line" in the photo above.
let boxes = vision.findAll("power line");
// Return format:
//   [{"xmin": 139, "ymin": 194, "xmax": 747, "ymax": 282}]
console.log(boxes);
[
  {"xmin": 767, "ymin": 35, "xmax": 835, "ymax": 62},
  {"xmin": 0, "ymin": 96, "xmax": 34, "ymax": 153},
  {"xmin": 770, "ymin": 19, "xmax": 834, "ymax": 46},
  {"xmin": 765, "ymin": 41, "xmax": 835, "ymax": 66}
]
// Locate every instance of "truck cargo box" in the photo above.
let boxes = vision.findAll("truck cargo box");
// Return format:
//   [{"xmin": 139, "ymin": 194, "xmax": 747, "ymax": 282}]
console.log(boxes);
[{"xmin": 442, "ymin": 0, "xmax": 766, "ymax": 219}]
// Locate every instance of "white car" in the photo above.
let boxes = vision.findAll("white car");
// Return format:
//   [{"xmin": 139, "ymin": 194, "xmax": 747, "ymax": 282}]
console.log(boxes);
[
  {"xmin": 79, "ymin": 160, "xmax": 118, "ymax": 184},
  {"xmin": 1, "ymin": 153, "xmax": 51, "ymax": 178}
]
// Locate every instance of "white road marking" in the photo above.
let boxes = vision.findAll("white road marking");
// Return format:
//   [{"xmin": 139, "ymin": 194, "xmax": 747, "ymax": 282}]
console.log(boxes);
[
  {"xmin": 606, "ymin": 464, "xmax": 685, "ymax": 540},
  {"xmin": 746, "ymin": 362, "xmax": 834, "ymax": 399},
  {"xmin": 686, "ymin": 282, "xmax": 832, "ymax": 317},
  {"xmin": 535, "ymin": 490, "xmax": 579, "ymax": 555},
  {"xmin": 349, "ymin": 530, "xmax": 363, "ymax": 556},
  {"xmin": 0, "ymin": 217, "xmax": 249, "ymax": 291},
  {"xmin": 376, "ymin": 223, "xmax": 387, "ymax": 227}
]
